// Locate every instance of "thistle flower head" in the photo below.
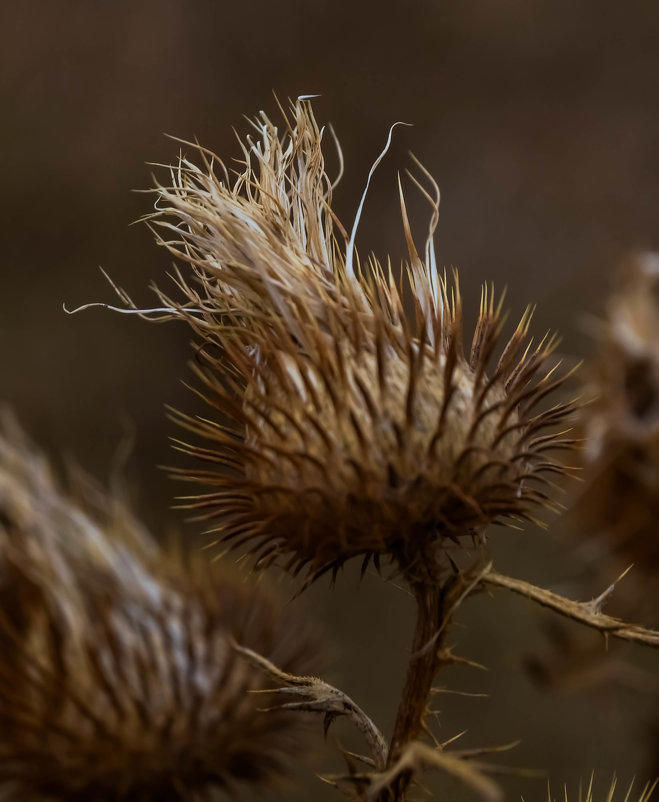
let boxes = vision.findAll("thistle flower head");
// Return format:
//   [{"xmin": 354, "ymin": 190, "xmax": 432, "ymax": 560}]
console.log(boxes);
[
  {"xmin": 574, "ymin": 252, "xmax": 659, "ymax": 573},
  {"xmin": 588, "ymin": 252, "xmax": 659, "ymax": 437},
  {"xmin": 142, "ymin": 99, "xmax": 577, "ymax": 583},
  {"xmin": 0, "ymin": 414, "xmax": 321, "ymax": 801}
]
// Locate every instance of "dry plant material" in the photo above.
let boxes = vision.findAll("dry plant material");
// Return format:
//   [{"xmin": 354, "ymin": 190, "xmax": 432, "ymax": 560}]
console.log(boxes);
[
  {"xmin": 482, "ymin": 566, "xmax": 659, "ymax": 648},
  {"xmin": 134, "ymin": 100, "xmax": 579, "ymax": 795},
  {"xmin": 567, "ymin": 252, "xmax": 659, "ymax": 783},
  {"xmin": 67, "ymin": 100, "xmax": 659, "ymax": 801},
  {"xmin": 573, "ymin": 252, "xmax": 659, "ymax": 573},
  {"xmin": 0, "ymin": 414, "xmax": 322, "ymax": 802},
  {"xmin": 114, "ymin": 98, "xmax": 578, "ymax": 585},
  {"xmin": 233, "ymin": 642, "xmax": 388, "ymax": 771}
]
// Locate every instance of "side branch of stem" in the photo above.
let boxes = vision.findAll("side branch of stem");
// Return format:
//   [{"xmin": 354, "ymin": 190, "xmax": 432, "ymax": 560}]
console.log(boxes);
[{"xmin": 482, "ymin": 570, "xmax": 659, "ymax": 648}]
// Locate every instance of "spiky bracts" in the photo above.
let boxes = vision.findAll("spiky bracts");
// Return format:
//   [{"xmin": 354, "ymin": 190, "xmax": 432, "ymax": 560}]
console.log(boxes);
[
  {"xmin": 0, "ymin": 415, "xmax": 321, "ymax": 801},
  {"xmin": 546, "ymin": 777, "xmax": 658, "ymax": 802},
  {"xmin": 143, "ymin": 99, "xmax": 577, "ymax": 583}
]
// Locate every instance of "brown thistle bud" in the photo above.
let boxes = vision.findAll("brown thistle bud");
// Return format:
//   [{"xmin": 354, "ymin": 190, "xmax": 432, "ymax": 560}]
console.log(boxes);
[
  {"xmin": 574, "ymin": 252, "xmax": 659, "ymax": 573},
  {"xmin": 0, "ymin": 414, "xmax": 321, "ymax": 801},
  {"xmin": 142, "ymin": 99, "xmax": 576, "ymax": 583}
]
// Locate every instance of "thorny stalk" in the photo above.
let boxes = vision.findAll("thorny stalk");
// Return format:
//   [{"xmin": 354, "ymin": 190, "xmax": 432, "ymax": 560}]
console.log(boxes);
[
  {"xmin": 382, "ymin": 561, "xmax": 493, "ymax": 801},
  {"xmin": 482, "ymin": 568, "xmax": 659, "ymax": 649},
  {"xmin": 381, "ymin": 581, "xmax": 446, "ymax": 802}
]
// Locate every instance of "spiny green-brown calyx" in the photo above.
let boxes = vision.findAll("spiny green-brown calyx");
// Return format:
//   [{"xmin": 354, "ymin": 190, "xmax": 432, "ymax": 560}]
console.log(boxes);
[{"xmin": 143, "ymin": 99, "xmax": 577, "ymax": 583}]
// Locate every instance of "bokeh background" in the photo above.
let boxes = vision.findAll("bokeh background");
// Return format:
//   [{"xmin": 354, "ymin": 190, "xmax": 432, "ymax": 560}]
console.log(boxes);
[{"xmin": 1, "ymin": 1, "xmax": 658, "ymax": 799}]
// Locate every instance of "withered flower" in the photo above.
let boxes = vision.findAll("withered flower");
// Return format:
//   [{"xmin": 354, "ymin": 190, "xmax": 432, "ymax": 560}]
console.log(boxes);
[
  {"xmin": 574, "ymin": 252, "xmax": 659, "ymax": 573},
  {"xmin": 141, "ymin": 99, "xmax": 576, "ymax": 582},
  {"xmin": 0, "ymin": 414, "xmax": 321, "ymax": 801}
]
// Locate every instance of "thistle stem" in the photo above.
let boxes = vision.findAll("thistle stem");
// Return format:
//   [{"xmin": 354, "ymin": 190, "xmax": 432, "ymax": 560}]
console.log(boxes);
[{"xmin": 380, "ymin": 581, "xmax": 447, "ymax": 801}]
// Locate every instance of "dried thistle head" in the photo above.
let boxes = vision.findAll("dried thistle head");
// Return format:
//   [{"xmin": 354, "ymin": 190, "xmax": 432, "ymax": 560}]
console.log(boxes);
[
  {"xmin": 0, "ymin": 414, "xmax": 321, "ymax": 801},
  {"xmin": 574, "ymin": 252, "xmax": 659, "ymax": 573},
  {"xmin": 138, "ymin": 98, "xmax": 576, "ymax": 584}
]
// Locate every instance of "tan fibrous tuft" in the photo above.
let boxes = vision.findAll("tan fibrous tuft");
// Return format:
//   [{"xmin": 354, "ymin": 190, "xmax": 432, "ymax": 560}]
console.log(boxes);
[
  {"xmin": 574, "ymin": 252, "xmax": 659, "ymax": 573},
  {"xmin": 0, "ymin": 414, "xmax": 322, "ymax": 801},
  {"xmin": 145, "ymin": 99, "xmax": 578, "ymax": 583}
]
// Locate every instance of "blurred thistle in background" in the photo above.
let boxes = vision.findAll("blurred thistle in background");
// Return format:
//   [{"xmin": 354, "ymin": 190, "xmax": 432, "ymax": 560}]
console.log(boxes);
[
  {"xmin": 574, "ymin": 253, "xmax": 659, "ymax": 579},
  {"xmin": 0, "ymin": 414, "xmax": 322, "ymax": 801},
  {"xmin": 570, "ymin": 252, "xmax": 659, "ymax": 781},
  {"xmin": 521, "ymin": 252, "xmax": 659, "ymax": 786}
]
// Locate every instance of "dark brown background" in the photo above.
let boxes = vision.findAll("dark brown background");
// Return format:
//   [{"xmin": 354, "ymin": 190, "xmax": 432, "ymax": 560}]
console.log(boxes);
[{"xmin": 1, "ymin": 1, "xmax": 658, "ymax": 799}]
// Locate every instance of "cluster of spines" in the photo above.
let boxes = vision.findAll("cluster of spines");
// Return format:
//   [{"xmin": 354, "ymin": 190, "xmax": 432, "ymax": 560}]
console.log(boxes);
[{"xmin": 169, "ymin": 267, "xmax": 577, "ymax": 579}]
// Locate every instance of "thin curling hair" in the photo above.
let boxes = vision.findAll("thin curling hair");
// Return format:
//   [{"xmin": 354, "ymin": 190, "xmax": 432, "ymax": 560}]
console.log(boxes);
[
  {"xmin": 0, "ymin": 413, "xmax": 322, "ymax": 802},
  {"xmin": 128, "ymin": 98, "xmax": 577, "ymax": 584}
]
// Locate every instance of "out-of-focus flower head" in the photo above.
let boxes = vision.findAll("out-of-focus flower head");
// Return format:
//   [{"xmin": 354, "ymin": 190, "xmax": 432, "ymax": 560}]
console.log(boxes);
[
  {"xmin": 574, "ymin": 252, "xmax": 659, "ymax": 573},
  {"xmin": 0, "ymin": 413, "xmax": 321, "ymax": 801}
]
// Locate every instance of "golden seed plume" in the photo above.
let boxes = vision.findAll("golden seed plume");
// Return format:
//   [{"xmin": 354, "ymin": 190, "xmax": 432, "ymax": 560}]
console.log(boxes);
[
  {"xmin": 138, "ymin": 98, "xmax": 577, "ymax": 583},
  {"xmin": 0, "ymin": 413, "xmax": 322, "ymax": 801}
]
